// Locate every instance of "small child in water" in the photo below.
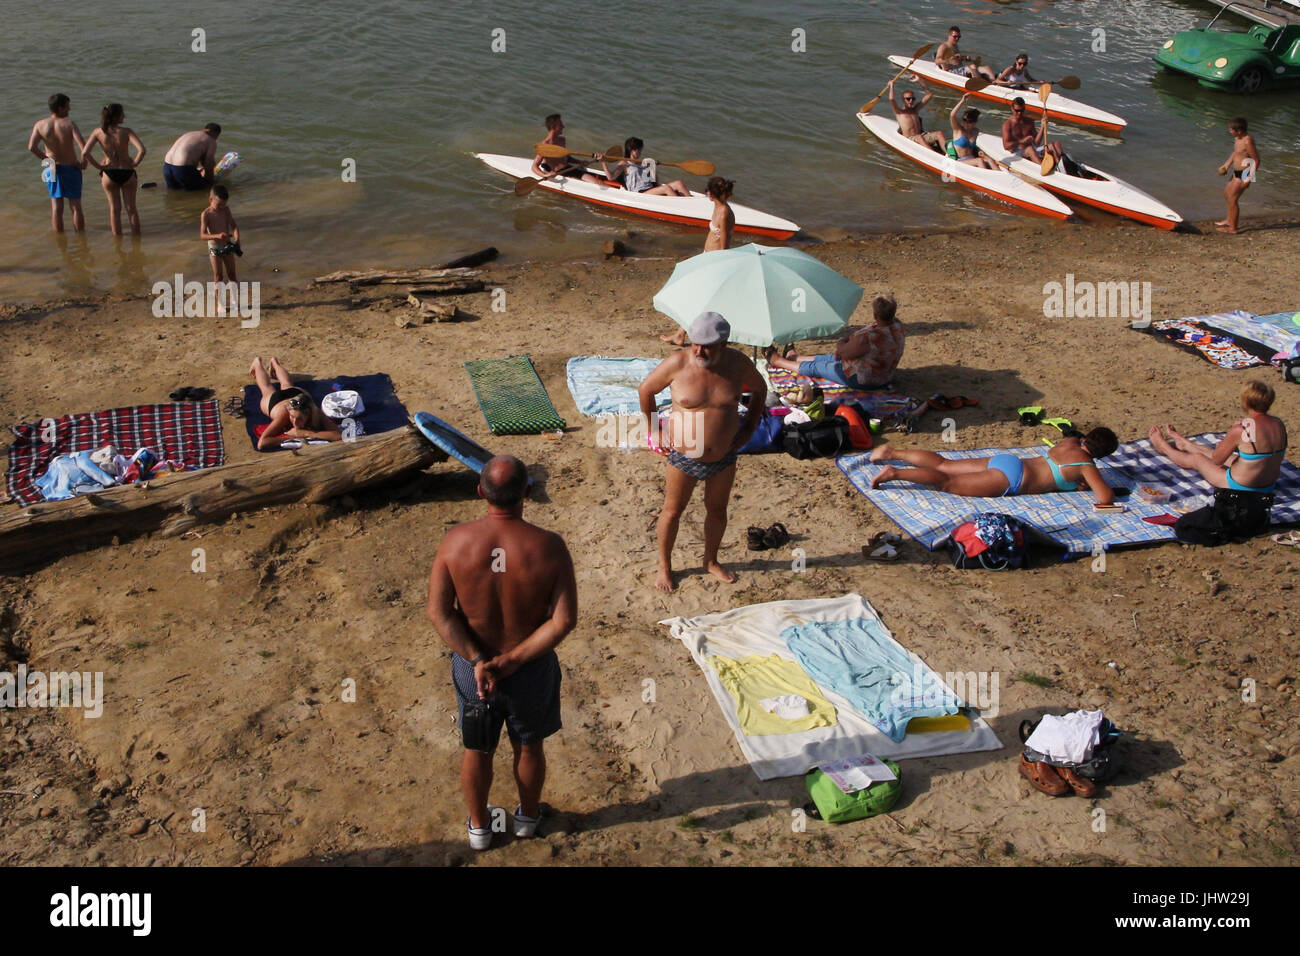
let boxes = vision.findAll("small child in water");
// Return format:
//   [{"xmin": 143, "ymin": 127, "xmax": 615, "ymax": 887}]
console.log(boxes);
[{"xmin": 200, "ymin": 183, "xmax": 241, "ymax": 314}]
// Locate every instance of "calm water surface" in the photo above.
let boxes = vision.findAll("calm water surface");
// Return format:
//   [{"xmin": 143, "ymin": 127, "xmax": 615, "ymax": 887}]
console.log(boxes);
[{"xmin": 2, "ymin": 0, "xmax": 1297, "ymax": 301}]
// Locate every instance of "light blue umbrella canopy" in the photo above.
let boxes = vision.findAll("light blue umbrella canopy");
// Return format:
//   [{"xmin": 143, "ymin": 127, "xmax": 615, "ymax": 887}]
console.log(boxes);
[{"xmin": 652, "ymin": 244, "xmax": 864, "ymax": 347}]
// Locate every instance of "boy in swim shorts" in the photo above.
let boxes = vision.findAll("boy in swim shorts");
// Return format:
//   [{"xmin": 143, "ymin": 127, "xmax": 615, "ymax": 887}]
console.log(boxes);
[{"xmin": 200, "ymin": 184, "xmax": 241, "ymax": 315}]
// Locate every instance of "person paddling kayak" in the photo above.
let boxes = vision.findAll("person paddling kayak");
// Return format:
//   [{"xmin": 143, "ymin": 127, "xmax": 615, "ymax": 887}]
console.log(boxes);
[
  {"xmin": 530, "ymin": 114, "xmax": 603, "ymax": 184},
  {"xmin": 1001, "ymin": 96, "xmax": 1064, "ymax": 166},
  {"xmin": 935, "ymin": 26, "xmax": 996, "ymax": 82},
  {"xmin": 890, "ymin": 79, "xmax": 945, "ymax": 153},
  {"xmin": 600, "ymin": 138, "xmax": 690, "ymax": 197},
  {"xmin": 948, "ymin": 95, "xmax": 997, "ymax": 169}
]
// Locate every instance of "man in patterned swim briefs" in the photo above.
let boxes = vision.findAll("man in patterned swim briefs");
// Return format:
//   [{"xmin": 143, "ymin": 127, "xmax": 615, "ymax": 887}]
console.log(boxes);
[{"xmin": 639, "ymin": 312, "xmax": 767, "ymax": 593}]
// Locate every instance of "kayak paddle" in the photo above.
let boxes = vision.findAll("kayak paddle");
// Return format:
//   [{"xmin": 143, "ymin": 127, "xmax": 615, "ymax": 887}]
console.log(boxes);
[
  {"xmin": 534, "ymin": 142, "xmax": 715, "ymax": 176},
  {"xmin": 862, "ymin": 43, "xmax": 934, "ymax": 113},
  {"xmin": 966, "ymin": 73, "xmax": 1080, "ymax": 93},
  {"xmin": 1039, "ymin": 83, "xmax": 1055, "ymax": 175}
]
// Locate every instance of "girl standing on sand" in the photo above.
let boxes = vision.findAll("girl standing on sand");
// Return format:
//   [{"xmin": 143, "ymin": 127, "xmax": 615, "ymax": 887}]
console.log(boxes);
[
  {"xmin": 81, "ymin": 103, "xmax": 145, "ymax": 236},
  {"xmin": 704, "ymin": 176, "xmax": 735, "ymax": 252},
  {"xmin": 659, "ymin": 177, "xmax": 737, "ymax": 346}
]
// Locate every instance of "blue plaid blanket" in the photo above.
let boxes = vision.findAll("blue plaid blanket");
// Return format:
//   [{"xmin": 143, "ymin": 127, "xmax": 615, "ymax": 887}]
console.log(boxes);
[
  {"xmin": 565, "ymin": 356, "xmax": 670, "ymax": 418},
  {"xmin": 838, "ymin": 435, "xmax": 1300, "ymax": 557}
]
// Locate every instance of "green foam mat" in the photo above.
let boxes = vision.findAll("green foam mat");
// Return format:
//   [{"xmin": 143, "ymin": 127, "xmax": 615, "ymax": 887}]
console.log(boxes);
[{"xmin": 463, "ymin": 354, "xmax": 567, "ymax": 435}]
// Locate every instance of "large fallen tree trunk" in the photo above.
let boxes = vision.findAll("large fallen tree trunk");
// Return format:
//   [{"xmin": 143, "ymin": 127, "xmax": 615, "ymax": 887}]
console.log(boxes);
[
  {"xmin": 440, "ymin": 247, "xmax": 499, "ymax": 269},
  {"xmin": 0, "ymin": 426, "xmax": 446, "ymax": 572}
]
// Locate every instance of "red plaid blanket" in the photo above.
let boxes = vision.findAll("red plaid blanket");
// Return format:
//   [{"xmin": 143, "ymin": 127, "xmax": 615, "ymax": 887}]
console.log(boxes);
[{"xmin": 6, "ymin": 400, "xmax": 225, "ymax": 505}]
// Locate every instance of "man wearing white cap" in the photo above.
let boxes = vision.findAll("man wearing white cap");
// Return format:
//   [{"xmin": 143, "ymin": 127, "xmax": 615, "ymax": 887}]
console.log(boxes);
[{"xmin": 638, "ymin": 311, "xmax": 767, "ymax": 592}]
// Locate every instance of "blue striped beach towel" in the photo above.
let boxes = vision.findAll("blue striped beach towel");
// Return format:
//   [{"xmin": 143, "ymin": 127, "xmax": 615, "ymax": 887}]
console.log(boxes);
[{"xmin": 838, "ymin": 435, "xmax": 1300, "ymax": 557}]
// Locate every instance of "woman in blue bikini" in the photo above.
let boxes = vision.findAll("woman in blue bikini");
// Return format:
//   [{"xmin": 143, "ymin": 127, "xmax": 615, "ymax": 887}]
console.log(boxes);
[
  {"xmin": 947, "ymin": 95, "xmax": 998, "ymax": 170},
  {"xmin": 1148, "ymin": 380, "xmax": 1287, "ymax": 495},
  {"xmin": 868, "ymin": 427, "xmax": 1118, "ymax": 500}
]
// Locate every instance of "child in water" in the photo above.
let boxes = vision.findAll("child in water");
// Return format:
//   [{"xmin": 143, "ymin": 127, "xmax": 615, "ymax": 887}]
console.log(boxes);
[{"xmin": 199, "ymin": 184, "xmax": 241, "ymax": 315}]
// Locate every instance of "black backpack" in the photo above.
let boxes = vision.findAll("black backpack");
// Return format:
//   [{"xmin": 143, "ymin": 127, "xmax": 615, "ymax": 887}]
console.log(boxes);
[
  {"xmin": 782, "ymin": 417, "xmax": 851, "ymax": 460},
  {"xmin": 947, "ymin": 514, "xmax": 1030, "ymax": 570}
]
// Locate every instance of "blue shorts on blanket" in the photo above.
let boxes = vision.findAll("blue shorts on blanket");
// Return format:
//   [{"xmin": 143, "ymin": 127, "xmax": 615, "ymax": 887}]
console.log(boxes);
[{"xmin": 783, "ymin": 618, "xmax": 963, "ymax": 741}]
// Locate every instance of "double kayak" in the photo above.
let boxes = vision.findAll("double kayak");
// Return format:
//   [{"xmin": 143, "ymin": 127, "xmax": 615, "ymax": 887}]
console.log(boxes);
[
  {"xmin": 474, "ymin": 153, "xmax": 799, "ymax": 239},
  {"xmin": 886, "ymin": 55, "xmax": 1127, "ymax": 133},
  {"xmin": 975, "ymin": 135, "xmax": 1183, "ymax": 230},
  {"xmin": 856, "ymin": 113, "xmax": 1072, "ymax": 220}
]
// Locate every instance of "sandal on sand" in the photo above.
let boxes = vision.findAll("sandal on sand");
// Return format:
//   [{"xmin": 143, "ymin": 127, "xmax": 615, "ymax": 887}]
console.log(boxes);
[
  {"xmin": 1019, "ymin": 754, "xmax": 1070, "ymax": 796},
  {"xmin": 863, "ymin": 542, "xmax": 901, "ymax": 562},
  {"xmin": 747, "ymin": 526, "xmax": 767, "ymax": 551},
  {"xmin": 927, "ymin": 394, "xmax": 977, "ymax": 411},
  {"xmin": 869, "ymin": 531, "xmax": 902, "ymax": 549},
  {"xmin": 1055, "ymin": 766, "xmax": 1099, "ymax": 798},
  {"xmin": 763, "ymin": 522, "xmax": 790, "ymax": 549},
  {"xmin": 1271, "ymin": 532, "xmax": 1300, "ymax": 547}
]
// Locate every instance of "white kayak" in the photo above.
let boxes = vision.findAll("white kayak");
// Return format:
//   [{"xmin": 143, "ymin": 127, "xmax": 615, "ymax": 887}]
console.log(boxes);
[
  {"xmin": 474, "ymin": 153, "xmax": 799, "ymax": 239},
  {"xmin": 856, "ymin": 113, "xmax": 1072, "ymax": 220},
  {"xmin": 975, "ymin": 134, "xmax": 1183, "ymax": 230},
  {"xmin": 886, "ymin": 55, "xmax": 1127, "ymax": 133}
]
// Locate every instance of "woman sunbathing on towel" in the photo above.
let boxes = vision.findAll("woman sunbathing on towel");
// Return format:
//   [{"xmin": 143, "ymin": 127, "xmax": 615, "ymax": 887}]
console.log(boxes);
[
  {"xmin": 250, "ymin": 356, "xmax": 342, "ymax": 450},
  {"xmin": 869, "ymin": 427, "xmax": 1118, "ymax": 500}
]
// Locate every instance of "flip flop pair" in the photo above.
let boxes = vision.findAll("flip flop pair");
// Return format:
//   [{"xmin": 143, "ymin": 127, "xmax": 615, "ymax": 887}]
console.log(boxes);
[
  {"xmin": 170, "ymin": 386, "xmax": 214, "ymax": 402},
  {"xmin": 863, "ymin": 531, "xmax": 903, "ymax": 562}
]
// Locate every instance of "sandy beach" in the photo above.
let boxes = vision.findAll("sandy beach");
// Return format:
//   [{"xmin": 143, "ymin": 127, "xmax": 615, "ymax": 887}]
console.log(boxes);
[{"xmin": 1, "ymin": 213, "xmax": 1298, "ymax": 867}]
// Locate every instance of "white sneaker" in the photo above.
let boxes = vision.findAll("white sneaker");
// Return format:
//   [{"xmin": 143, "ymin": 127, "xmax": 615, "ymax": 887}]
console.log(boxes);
[
  {"xmin": 468, "ymin": 807, "xmax": 495, "ymax": 851},
  {"xmin": 513, "ymin": 805, "xmax": 542, "ymax": 838}
]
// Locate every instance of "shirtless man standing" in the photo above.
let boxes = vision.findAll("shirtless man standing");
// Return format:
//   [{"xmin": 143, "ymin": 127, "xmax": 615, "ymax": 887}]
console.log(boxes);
[
  {"xmin": 640, "ymin": 312, "xmax": 767, "ymax": 592},
  {"xmin": 163, "ymin": 123, "xmax": 221, "ymax": 190},
  {"xmin": 889, "ymin": 79, "xmax": 945, "ymax": 152},
  {"xmin": 1217, "ymin": 116, "xmax": 1260, "ymax": 235},
  {"xmin": 427, "ymin": 455, "xmax": 578, "ymax": 851},
  {"xmin": 935, "ymin": 26, "xmax": 996, "ymax": 82},
  {"xmin": 27, "ymin": 93, "xmax": 87, "ymax": 233}
]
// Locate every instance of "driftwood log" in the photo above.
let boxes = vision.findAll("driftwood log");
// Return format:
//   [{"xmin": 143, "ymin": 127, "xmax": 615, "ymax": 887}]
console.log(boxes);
[
  {"xmin": 440, "ymin": 247, "xmax": 499, "ymax": 269},
  {"xmin": 406, "ymin": 293, "xmax": 458, "ymax": 321},
  {"xmin": 0, "ymin": 426, "xmax": 446, "ymax": 572},
  {"xmin": 313, "ymin": 267, "xmax": 485, "ymax": 295}
]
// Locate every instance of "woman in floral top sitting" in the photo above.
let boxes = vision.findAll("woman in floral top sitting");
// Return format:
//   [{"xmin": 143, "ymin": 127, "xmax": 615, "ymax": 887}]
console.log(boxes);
[{"xmin": 766, "ymin": 295, "xmax": 904, "ymax": 390}]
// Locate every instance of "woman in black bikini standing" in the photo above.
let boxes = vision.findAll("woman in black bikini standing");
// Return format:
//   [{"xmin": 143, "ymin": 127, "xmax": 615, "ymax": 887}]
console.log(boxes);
[
  {"xmin": 81, "ymin": 103, "xmax": 145, "ymax": 235},
  {"xmin": 250, "ymin": 356, "xmax": 343, "ymax": 450}
]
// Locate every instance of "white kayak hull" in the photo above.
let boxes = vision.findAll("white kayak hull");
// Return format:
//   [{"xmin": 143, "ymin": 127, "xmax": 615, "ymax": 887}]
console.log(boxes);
[
  {"xmin": 975, "ymin": 134, "xmax": 1183, "ymax": 230},
  {"xmin": 474, "ymin": 153, "xmax": 799, "ymax": 239},
  {"xmin": 886, "ymin": 55, "xmax": 1127, "ymax": 133},
  {"xmin": 856, "ymin": 113, "xmax": 1072, "ymax": 220}
]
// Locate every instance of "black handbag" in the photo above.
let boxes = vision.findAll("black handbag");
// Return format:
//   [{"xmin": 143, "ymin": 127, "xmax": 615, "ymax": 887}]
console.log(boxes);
[{"xmin": 781, "ymin": 417, "xmax": 851, "ymax": 460}]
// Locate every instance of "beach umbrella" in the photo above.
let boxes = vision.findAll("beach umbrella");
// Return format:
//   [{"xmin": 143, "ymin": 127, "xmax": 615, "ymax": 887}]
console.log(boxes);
[{"xmin": 652, "ymin": 244, "xmax": 863, "ymax": 348}]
